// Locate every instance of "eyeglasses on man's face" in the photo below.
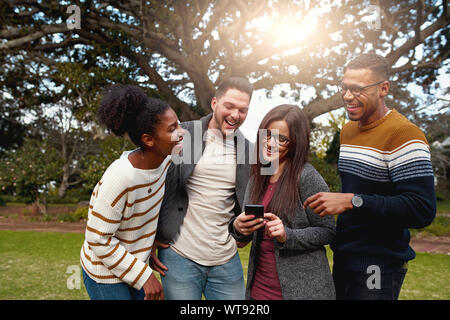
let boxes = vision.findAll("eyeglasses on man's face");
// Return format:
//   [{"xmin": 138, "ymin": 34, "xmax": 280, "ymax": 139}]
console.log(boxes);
[
  {"xmin": 339, "ymin": 80, "xmax": 385, "ymax": 97},
  {"xmin": 263, "ymin": 130, "xmax": 290, "ymax": 147}
]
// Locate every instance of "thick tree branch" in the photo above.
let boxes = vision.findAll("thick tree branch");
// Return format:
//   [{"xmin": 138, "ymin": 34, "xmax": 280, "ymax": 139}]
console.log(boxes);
[
  {"xmin": 385, "ymin": 5, "xmax": 449, "ymax": 65},
  {"xmin": 0, "ymin": 24, "xmax": 69, "ymax": 50},
  {"xmin": 303, "ymin": 93, "xmax": 344, "ymax": 121}
]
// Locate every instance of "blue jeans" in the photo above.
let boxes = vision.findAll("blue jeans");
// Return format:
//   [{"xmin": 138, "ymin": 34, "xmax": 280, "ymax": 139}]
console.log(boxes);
[
  {"xmin": 333, "ymin": 264, "xmax": 407, "ymax": 300},
  {"xmin": 82, "ymin": 268, "xmax": 145, "ymax": 300},
  {"xmin": 158, "ymin": 247, "xmax": 245, "ymax": 300}
]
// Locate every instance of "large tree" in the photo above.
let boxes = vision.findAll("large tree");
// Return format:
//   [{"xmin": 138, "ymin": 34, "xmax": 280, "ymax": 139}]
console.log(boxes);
[
  {"xmin": 29, "ymin": 99, "xmax": 100, "ymax": 198},
  {"xmin": 0, "ymin": 0, "xmax": 448, "ymax": 121},
  {"xmin": 0, "ymin": 136, "xmax": 62, "ymax": 213}
]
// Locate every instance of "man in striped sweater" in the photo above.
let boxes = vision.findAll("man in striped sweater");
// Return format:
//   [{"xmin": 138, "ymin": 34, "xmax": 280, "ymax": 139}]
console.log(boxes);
[{"xmin": 304, "ymin": 53, "xmax": 436, "ymax": 300}]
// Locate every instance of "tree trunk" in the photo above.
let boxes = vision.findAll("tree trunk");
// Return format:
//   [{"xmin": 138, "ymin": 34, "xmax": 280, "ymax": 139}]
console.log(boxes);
[
  {"xmin": 194, "ymin": 84, "xmax": 215, "ymax": 116},
  {"xmin": 33, "ymin": 196, "xmax": 47, "ymax": 215},
  {"xmin": 58, "ymin": 164, "xmax": 70, "ymax": 198},
  {"xmin": 58, "ymin": 181, "xmax": 69, "ymax": 198}
]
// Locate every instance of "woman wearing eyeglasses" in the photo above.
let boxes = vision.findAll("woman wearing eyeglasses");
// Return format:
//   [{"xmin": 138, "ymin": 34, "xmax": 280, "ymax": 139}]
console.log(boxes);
[{"xmin": 230, "ymin": 104, "xmax": 336, "ymax": 300}]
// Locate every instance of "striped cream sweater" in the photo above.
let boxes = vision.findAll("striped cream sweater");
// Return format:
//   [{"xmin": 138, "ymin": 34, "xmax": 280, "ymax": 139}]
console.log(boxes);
[{"xmin": 80, "ymin": 151, "xmax": 171, "ymax": 289}]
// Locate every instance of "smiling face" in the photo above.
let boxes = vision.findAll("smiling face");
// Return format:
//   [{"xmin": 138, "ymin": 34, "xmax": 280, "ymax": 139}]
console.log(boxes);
[
  {"xmin": 209, "ymin": 88, "xmax": 250, "ymax": 136},
  {"xmin": 262, "ymin": 120, "xmax": 290, "ymax": 164},
  {"xmin": 150, "ymin": 107, "xmax": 185, "ymax": 157},
  {"xmin": 342, "ymin": 68, "xmax": 390, "ymax": 126}
]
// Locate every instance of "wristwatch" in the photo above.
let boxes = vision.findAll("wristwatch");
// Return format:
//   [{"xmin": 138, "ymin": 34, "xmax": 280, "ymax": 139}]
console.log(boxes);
[{"xmin": 351, "ymin": 194, "xmax": 363, "ymax": 208}]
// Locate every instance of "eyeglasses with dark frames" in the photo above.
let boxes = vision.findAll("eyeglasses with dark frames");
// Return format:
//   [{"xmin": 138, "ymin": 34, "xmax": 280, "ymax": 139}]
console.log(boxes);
[
  {"xmin": 339, "ymin": 80, "xmax": 386, "ymax": 96},
  {"xmin": 264, "ymin": 130, "xmax": 290, "ymax": 147}
]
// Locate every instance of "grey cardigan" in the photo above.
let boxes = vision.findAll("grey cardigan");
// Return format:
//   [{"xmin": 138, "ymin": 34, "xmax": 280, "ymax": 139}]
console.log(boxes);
[
  {"xmin": 230, "ymin": 163, "xmax": 336, "ymax": 300},
  {"xmin": 156, "ymin": 113, "xmax": 253, "ymax": 243}
]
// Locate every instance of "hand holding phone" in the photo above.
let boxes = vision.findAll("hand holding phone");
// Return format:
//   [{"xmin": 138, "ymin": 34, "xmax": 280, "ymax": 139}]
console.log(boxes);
[
  {"xmin": 245, "ymin": 204, "xmax": 264, "ymax": 219},
  {"xmin": 233, "ymin": 204, "xmax": 265, "ymax": 236}
]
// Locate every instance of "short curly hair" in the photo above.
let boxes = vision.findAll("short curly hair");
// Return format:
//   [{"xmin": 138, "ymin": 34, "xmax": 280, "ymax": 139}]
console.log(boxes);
[
  {"xmin": 346, "ymin": 53, "xmax": 391, "ymax": 80},
  {"xmin": 97, "ymin": 84, "xmax": 169, "ymax": 147}
]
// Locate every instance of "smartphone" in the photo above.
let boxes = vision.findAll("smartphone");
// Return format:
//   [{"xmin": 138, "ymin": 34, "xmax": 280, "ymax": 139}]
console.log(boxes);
[{"xmin": 245, "ymin": 204, "xmax": 264, "ymax": 219}]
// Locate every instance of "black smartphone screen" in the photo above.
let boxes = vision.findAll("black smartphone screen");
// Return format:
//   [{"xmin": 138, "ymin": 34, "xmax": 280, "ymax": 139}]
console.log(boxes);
[{"xmin": 245, "ymin": 204, "xmax": 264, "ymax": 218}]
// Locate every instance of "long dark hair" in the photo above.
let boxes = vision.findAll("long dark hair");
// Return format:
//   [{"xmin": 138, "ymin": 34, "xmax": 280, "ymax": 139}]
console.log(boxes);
[
  {"xmin": 250, "ymin": 105, "xmax": 310, "ymax": 220},
  {"xmin": 97, "ymin": 84, "xmax": 169, "ymax": 147}
]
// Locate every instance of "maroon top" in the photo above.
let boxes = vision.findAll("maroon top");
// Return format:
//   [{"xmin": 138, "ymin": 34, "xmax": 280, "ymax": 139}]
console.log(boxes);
[{"xmin": 250, "ymin": 181, "xmax": 283, "ymax": 300}]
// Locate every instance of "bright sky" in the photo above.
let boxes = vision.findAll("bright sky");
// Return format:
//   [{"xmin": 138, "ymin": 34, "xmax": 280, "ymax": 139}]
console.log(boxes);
[{"xmin": 239, "ymin": 84, "xmax": 323, "ymax": 142}]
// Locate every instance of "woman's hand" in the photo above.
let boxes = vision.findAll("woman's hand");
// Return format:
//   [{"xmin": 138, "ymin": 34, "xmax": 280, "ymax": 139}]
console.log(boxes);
[
  {"xmin": 233, "ymin": 212, "xmax": 265, "ymax": 236},
  {"xmin": 143, "ymin": 272, "xmax": 164, "ymax": 300},
  {"xmin": 264, "ymin": 212, "xmax": 286, "ymax": 243}
]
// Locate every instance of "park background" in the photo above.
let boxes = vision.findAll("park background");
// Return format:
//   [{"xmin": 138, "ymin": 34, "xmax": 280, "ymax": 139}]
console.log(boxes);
[{"xmin": 0, "ymin": 1, "xmax": 449, "ymax": 300}]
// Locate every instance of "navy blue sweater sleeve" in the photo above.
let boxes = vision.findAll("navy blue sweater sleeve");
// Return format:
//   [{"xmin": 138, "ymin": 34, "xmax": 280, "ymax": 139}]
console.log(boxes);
[{"xmin": 358, "ymin": 175, "xmax": 436, "ymax": 228}]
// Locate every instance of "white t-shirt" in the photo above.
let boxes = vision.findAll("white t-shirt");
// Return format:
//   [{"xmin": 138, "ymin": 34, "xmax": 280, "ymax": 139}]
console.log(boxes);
[{"xmin": 171, "ymin": 130, "xmax": 238, "ymax": 266}]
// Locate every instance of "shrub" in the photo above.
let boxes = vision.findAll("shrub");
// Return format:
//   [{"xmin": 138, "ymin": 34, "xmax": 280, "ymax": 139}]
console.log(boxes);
[
  {"xmin": 309, "ymin": 153, "xmax": 341, "ymax": 193},
  {"xmin": 436, "ymin": 191, "xmax": 448, "ymax": 202},
  {"xmin": 58, "ymin": 206, "xmax": 89, "ymax": 222},
  {"xmin": 72, "ymin": 206, "xmax": 89, "ymax": 221}
]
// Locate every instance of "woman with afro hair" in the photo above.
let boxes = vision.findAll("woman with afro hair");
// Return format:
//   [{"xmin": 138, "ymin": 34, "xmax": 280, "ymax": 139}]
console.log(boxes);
[{"xmin": 80, "ymin": 84, "xmax": 185, "ymax": 300}]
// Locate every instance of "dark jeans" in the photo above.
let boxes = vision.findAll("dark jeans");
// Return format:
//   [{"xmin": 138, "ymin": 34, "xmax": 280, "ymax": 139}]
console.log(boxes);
[
  {"xmin": 333, "ymin": 263, "xmax": 407, "ymax": 300},
  {"xmin": 82, "ymin": 268, "xmax": 145, "ymax": 300}
]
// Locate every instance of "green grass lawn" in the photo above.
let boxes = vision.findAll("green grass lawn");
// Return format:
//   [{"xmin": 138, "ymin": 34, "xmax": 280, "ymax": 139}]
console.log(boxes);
[
  {"xmin": 437, "ymin": 200, "xmax": 450, "ymax": 214},
  {"xmin": 0, "ymin": 230, "xmax": 448, "ymax": 300},
  {"xmin": 409, "ymin": 200, "xmax": 450, "ymax": 237},
  {"xmin": 0, "ymin": 230, "xmax": 89, "ymax": 300}
]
